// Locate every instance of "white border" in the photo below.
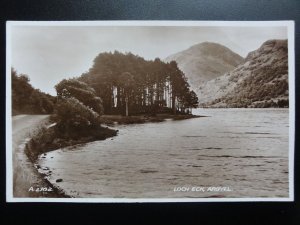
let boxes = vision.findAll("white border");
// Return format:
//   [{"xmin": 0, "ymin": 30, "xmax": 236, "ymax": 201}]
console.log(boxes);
[{"xmin": 6, "ymin": 20, "xmax": 295, "ymax": 203}]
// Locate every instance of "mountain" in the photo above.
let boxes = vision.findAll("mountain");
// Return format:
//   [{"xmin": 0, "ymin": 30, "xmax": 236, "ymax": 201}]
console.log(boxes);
[
  {"xmin": 198, "ymin": 39, "xmax": 289, "ymax": 108},
  {"xmin": 165, "ymin": 42, "xmax": 244, "ymax": 89}
]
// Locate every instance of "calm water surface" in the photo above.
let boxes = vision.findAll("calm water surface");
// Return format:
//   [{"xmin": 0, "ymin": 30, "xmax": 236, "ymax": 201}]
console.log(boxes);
[{"xmin": 38, "ymin": 109, "xmax": 289, "ymax": 198}]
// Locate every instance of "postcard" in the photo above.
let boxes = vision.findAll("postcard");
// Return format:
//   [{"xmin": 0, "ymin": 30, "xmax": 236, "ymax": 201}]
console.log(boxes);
[{"xmin": 6, "ymin": 21, "xmax": 295, "ymax": 202}]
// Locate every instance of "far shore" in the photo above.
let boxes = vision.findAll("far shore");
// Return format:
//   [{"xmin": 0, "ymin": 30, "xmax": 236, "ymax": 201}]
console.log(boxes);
[{"xmin": 100, "ymin": 113, "xmax": 203, "ymax": 125}]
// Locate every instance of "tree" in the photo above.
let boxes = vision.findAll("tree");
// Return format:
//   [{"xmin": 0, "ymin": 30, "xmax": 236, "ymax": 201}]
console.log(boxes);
[
  {"xmin": 54, "ymin": 78, "xmax": 105, "ymax": 138},
  {"xmin": 168, "ymin": 61, "xmax": 189, "ymax": 114},
  {"xmin": 55, "ymin": 78, "xmax": 103, "ymax": 115},
  {"xmin": 80, "ymin": 52, "xmax": 198, "ymax": 115},
  {"xmin": 11, "ymin": 68, "xmax": 54, "ymax": 115},
  {"xmin": 185, "ymin": 90, "xmax": 199, "ymax": 114},
  {"xmin": 118, "ymin": 72, "xmax": 135, "ymax": 116},
  {"xmin": 55, "ymin": 97, "xmax": 100, "ymax": 138}
]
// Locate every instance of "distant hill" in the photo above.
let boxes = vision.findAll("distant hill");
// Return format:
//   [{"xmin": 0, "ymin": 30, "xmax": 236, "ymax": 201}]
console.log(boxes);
[
  {"xmin": 198, "ymin": 39, "xmax": 288, "ymax": 108},
  {"xmin": 165, "ymin": 42, "xmax": 244, "ymax": 90}
]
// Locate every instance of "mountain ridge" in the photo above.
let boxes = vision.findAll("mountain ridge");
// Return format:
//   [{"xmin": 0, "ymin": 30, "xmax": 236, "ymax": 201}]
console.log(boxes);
[
  {"xmin": 165, "ymin": 42, "xmax": 244, "ymax": 90},
  {"xmin": 198, "ymin": 39, "xmax": 289, "ymax": 108}
]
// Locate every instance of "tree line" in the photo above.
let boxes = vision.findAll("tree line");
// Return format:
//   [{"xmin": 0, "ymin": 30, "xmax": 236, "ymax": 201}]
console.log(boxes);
[
  {"xmin": 12, "ymin": 51, "xmax": 199, "ymax": 137},
  {"xmin": 11, "ymin": 68, "xmax": 55, "ymax": 115},
  {"xmin": 79, "ymin": 51, "xmax": 198, "ymax": 116}
]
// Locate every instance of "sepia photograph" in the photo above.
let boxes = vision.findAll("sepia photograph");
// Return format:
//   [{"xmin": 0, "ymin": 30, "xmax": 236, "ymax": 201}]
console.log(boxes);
[{"xmin": 6, "ymin": 21, "xmax": 295, "ymax": 202}]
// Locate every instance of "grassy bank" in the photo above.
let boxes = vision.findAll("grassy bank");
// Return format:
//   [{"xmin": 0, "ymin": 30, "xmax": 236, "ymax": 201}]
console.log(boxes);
[{"xmin": 25, "ymin": 120, "xmax": 118, "ymax": 161}]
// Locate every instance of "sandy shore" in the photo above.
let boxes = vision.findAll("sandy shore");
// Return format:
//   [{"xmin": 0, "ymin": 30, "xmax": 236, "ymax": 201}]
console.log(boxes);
[{"xmin": 12, "ymin": 115, "xmax": 66, "ymax": 198}]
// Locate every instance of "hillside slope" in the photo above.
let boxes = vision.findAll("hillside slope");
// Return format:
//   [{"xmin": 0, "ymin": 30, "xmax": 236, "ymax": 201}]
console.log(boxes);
[
  {"xmin": 198, "ymin": 39, "xmax": 288, "ymax": 108},
  {"xmin": 165, "ymin": 42, "xmax": 244, "ymax": 89}
]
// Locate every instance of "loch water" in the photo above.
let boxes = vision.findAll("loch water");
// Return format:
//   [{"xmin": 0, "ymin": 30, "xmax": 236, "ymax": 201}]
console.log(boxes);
[{"xmin": 38, "ymin": 108, "xmax": 289, "ymax": 198}]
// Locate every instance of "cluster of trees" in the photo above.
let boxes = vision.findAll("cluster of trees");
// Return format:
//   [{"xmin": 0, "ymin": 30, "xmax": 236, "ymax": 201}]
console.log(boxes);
[
  {"xmin": 251, "ymin": 99, "xmax": 289, "ymax": 108},
  {"xmin": 25, "ymin": 79, "xmax": 117, "ymax": 159},
  {"xmin": 54, "ymin": 79, "xmax": 103, "ymax": 138},
  {"xmin": 11, "ymin": 68, "xmax": 54, "ymax": 115},
  {"xmin": 12, "ymin": 51, "xmax": 199, "ymax": 122},
  {"xmin": 79, "ymin": 51, "xmax": 198, "ymax": 115}
]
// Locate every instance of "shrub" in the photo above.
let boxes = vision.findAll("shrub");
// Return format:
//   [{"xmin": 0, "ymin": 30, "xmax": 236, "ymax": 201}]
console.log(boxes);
[{"xmin": 55, "ymin": 97, "xmax": 100, "ymax": 138}]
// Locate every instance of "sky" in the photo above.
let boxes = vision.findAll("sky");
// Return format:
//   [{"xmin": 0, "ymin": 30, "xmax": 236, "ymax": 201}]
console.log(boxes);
[{"xmin": 10, "ymin": 25, "xmax": 287, "ymax": 95}]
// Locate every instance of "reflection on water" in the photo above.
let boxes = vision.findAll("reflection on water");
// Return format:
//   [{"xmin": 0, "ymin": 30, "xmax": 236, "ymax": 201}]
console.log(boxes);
[{"xmin": 38, "ymin": 109, "xmax": 289, "ymax": 198}]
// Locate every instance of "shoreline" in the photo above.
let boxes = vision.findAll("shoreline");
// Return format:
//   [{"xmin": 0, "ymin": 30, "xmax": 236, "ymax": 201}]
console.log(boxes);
[
  {"xmin": 24, "ymin": 113, "xmax": 201, "ymax": 198},
  {"xmin": 14, "ymin": 109, "xmax": 288, "ymax": 199},
  {"xmin": 26, "ymin": 113, "xmax": 202, "ymax": 160}
]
